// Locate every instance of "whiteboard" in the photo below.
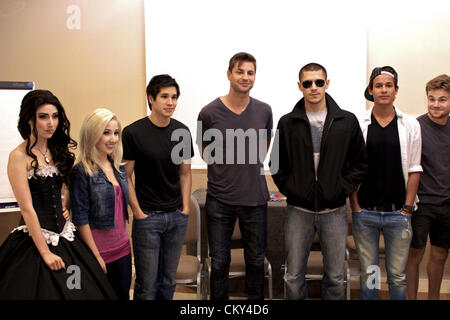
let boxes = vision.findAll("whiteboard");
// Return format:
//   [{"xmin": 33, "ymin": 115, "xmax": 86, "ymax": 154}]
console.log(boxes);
[
  {"xmin": 0, "ymin": 86, "xmax": 33, "ymax": 202},
  {"xmin": 144, "ymin": 0, "xmax": 367, "ymax": 169}
]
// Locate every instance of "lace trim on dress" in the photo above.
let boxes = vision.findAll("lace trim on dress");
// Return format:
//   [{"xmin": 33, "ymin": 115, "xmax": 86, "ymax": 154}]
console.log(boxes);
[
  {"xmin": 11, "ymin": 220, "xmax": 76, "ymax": 246},
  {"xmin": 27, "ymin": 166, "xmax": 60, "ymax": 180}
]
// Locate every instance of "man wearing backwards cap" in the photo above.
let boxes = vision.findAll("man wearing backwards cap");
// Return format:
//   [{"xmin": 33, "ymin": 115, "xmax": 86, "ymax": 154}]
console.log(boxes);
[{"xmin": 350, "ymin": 66, "xmax": 422, "ymax": 300}]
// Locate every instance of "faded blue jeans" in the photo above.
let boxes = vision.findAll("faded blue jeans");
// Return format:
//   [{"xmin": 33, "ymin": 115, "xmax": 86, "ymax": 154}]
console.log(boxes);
[
  {"xmin": 352, "ymin": 209, "xmax": 412, "ymax": 300},
  {"xmin": 284, "ymin": 205, "xmax": 348, "ymax": 300},
  {"xmin": 205, "ymin": 194, "xmax": 267, "ymax": 300},
  {"xmin": 132, "ymin": 209, "xmax": 188, "ymax": 300}
]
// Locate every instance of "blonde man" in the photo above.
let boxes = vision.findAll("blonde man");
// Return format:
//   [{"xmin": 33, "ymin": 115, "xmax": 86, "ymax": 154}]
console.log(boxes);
[{"xmin": 407, "ymin": 74, "xmax": 450, "ymax": 300}]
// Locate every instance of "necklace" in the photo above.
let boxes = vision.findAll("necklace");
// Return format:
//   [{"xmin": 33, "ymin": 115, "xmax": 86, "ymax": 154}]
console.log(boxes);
[{"xmin": 36, "ymin": 147, "xmax": 51, "ymax": 164}]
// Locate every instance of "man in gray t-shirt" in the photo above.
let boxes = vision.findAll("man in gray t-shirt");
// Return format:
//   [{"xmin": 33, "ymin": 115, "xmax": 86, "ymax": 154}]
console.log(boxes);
[
  {"xmin": 406, "ymin": 74, "xmax": 450, "ymax": 300},
  {"xmin": 196, "ymin": 52, "xmax": 273, "ymax": 300},
  {"xmin": 197, "ymin": 97, "xmax": 272, "ymax": 206}
]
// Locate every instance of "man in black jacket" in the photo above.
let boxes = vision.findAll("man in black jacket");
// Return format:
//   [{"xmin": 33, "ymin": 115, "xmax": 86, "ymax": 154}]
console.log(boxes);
[{"xmin": 270, "ymin": 63, "xmax": 368, "ymax": 299}]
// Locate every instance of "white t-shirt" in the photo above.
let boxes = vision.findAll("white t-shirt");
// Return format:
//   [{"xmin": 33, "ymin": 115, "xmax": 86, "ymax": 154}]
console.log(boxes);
[{"xmin": 306, "ymin": 108, "xmax": 327, "ymax": 175}]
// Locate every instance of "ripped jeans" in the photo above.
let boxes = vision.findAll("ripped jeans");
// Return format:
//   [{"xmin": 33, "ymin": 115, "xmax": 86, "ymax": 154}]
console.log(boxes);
[{"xmin": 352, "ymin": 209, "xmax": 412, "ymax": 300}]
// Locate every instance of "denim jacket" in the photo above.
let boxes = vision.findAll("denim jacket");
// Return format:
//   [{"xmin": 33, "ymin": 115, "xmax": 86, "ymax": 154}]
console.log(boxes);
[{"xmin": 71, "ymin": 161, "xmax": 129, "ymax": 229}]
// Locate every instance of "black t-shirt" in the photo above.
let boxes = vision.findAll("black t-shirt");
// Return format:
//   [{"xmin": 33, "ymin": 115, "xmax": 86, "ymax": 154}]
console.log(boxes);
[
  {"xmin": 358, "ymin": 114, "xmax": 406, "ymax": 207},
  {"xmin": 122, "ymin": 117, "xmax": 194, "ymax": 211}
]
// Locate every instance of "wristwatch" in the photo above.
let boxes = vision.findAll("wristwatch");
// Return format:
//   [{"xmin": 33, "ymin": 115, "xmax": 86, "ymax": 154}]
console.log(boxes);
[{"xmin": 402, "ymin": 204, "xmax": 414, "ymax": 213}]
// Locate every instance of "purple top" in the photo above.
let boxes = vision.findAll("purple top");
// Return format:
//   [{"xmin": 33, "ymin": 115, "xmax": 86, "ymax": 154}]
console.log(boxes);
[{"xmin": 91, "ymin": 185, "xmax": 131, "ymax": 263}]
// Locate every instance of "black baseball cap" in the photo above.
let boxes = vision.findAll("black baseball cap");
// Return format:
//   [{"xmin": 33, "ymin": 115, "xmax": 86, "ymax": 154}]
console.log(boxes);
[{"xmin": 364, "ymin": 66, "xmax": 398, "ymax": 101}]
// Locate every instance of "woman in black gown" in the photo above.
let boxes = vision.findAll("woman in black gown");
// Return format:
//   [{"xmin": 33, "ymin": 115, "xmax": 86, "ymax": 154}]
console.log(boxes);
[{"xmin": 0, "ymin": 90, "xmax": 117, "ymax": 299}]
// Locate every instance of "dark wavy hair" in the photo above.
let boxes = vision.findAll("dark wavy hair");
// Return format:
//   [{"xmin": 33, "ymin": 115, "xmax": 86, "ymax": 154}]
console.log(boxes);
[{"xmin": 18, "ymin": 90, "xmax": 77, "ymax": 184}]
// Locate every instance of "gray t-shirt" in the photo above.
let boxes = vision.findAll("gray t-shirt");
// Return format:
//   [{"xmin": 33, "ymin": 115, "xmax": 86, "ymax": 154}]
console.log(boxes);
[
  {"xmin": 197, "ymin": 97, "xmax": 273, "ymax": 206},
  {"xmin": 306, "ymin": 108, "xmax": 327, "ymax": 175},
  {"xmin": 417, "ymin": 114, "xmax": 450, "ymax": 205}
]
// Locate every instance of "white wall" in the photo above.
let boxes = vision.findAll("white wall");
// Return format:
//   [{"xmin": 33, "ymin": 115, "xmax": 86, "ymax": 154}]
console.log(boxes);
[
  {"xmin": 366, "ymin": 0, "xmax": 450, "ymax": 116},
  {"xmin": 0, "ymin": 88, "xmax": 33, "ymax": 202}
]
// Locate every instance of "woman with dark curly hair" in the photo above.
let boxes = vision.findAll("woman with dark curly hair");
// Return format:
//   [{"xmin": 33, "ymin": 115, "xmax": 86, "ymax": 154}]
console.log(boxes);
[
  {"xmin": 17, "ymin": 89, "xmax": 77, "ymax": 185},
  {"xmin": 0, "ymin": 90, "xmax": 117, "ymax": 299}
]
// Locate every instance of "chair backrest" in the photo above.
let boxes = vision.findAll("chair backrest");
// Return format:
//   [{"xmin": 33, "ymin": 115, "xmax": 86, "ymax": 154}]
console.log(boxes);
[{"xmin": 184, "ymin": 195, "xmax": 201, "ymax": 256}]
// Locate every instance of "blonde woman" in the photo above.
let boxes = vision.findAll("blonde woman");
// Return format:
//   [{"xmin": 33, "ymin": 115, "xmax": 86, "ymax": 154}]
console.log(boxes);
[{"xmin": 71, "ymin": 108, "xmax": 131, "ymax": 300}]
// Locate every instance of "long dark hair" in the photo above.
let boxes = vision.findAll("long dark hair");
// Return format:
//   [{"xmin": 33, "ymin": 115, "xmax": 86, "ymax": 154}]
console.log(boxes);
[{"xmin": 18, "ymin": 90, "xmax": 77, "ymax": 183}]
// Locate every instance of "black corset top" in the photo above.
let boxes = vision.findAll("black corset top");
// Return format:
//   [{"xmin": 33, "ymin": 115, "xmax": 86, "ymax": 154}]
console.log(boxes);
[{"xmin": 19, "ymin": 166, "xmax": 66, "ymax": 233}]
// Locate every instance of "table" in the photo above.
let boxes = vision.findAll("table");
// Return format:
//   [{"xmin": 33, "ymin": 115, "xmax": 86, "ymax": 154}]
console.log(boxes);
[{"xmin": 192, "ymin": 189, "xmax": 287, "ymax": 299}]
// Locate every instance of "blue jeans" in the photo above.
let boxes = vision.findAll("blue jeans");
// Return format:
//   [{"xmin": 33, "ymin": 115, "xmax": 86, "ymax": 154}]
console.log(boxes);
[
  {"xmin": 352, "ymin": 209, "xmax": 412, "ymax": 300},
  {"xmin": 132, "ymin": 209, "xmax": 188, "ymax": 300},
  {"xmin": 284, "ymin": 205, "xmax": 348, "ymax": 300},
  {"xmin": 205, "ymin": 194, "xmax": 267, "ymax": 300}
]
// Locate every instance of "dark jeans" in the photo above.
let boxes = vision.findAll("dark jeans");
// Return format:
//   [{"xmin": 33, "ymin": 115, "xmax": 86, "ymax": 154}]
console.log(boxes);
[
  {"xmin": 105, "ymin": 253, "xmax": 132, "ymax": 300},
  {"xmin": 205, "ymin": 194, "xmax": 267, "ymax": 300},
  {"xmin": 132, "ymin": 209, "xmax": 188, "ymax": 300}
]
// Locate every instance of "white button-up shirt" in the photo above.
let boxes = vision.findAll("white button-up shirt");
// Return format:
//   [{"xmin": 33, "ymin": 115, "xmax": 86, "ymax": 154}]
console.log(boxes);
[{"xmin": 359, "ymin": 106, "xmax": 423, "ymax": 207}]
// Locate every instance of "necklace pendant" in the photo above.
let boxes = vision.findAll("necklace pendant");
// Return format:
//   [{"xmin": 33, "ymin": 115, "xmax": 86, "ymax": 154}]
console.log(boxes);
[{"xmin": 45, "ymin": 156, "xmax": 51, "ymax": 164}]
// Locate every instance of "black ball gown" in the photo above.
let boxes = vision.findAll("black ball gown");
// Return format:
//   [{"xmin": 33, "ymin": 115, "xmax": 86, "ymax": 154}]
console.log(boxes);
[{"xmin": 0, "ymin": 166, "xmax": 117, "ymax": 299}]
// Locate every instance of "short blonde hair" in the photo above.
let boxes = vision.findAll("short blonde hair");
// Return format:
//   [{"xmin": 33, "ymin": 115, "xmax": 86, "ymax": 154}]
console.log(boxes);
[
  {"xmin": 426, "ymin": 74, "xmax": 450, "ymax": 94},
  {"xmin": 77, "ymin": 108, "xmax": 123, "ymax": 176}
]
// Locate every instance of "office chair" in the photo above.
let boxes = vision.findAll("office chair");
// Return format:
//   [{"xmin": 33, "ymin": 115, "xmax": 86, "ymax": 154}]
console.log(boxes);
[{"xmin": 175, "ymin": 195, "xmax": 205, "ymax": 299}]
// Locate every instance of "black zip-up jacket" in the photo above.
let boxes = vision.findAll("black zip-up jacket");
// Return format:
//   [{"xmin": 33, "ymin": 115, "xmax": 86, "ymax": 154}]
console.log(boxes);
[{"xmin": 270, "ymin": 93, "xmax": 368, "ymax": 212}]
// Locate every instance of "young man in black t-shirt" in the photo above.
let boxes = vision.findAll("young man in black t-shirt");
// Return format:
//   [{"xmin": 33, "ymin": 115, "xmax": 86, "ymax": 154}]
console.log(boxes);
[
  {"xmin": 122, "ymin": 74, "xmax": 194, "ymax": 300},
  {"xmin": 350, "ymin": 66, "xmax": 422, "ymax": 300}
]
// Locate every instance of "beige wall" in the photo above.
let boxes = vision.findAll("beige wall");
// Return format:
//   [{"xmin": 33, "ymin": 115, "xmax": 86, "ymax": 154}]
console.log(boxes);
[
  {"xmin": 0, "ymin": 0, "xmax": 147, "ymax": 233},
  {"xmin": 0, "ymin": 0, "xmax": 147, "ymax": 151}
]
